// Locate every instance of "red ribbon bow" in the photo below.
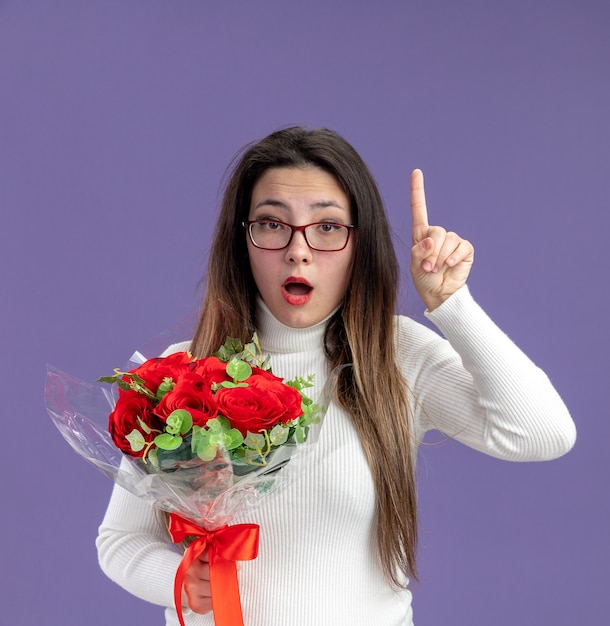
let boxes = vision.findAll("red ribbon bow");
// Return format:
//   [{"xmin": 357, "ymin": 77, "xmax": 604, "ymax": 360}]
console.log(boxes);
[{"xmin": 168, "ymin": 513, "xmax": 260, "ymax": 626}]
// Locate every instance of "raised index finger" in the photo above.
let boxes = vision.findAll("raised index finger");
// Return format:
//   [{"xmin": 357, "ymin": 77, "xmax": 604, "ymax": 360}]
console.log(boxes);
[{"xmin": 411, "ymin": 168, "xmax": 429, "ymax": 244}]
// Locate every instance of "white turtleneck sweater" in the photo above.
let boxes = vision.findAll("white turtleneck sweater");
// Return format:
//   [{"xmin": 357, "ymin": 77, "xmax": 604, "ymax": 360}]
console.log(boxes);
[{"xmin": 96, "ymin": 286, "xmax": 576, "ymax": 626}]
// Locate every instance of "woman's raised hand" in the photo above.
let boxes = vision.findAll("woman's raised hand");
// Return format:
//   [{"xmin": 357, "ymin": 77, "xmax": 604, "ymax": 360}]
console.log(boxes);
[{"xmin": 410, "ymin": 169, "xmax": 474, "ymax": 311}]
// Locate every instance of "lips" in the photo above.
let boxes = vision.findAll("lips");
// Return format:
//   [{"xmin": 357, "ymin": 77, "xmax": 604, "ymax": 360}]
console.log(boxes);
[{"xmin": 281, "ymin": 277, "xmax": 313, "ymax": 305}]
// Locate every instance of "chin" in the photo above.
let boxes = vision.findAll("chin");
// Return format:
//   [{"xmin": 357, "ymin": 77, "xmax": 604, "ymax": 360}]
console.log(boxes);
[
  {"xmin": 276, "ymin": 309, "xmax": 320, "ymax": 329},
  {"xmin": 281, "ymin": 315, "xmax": 313, "ymax": 329}
]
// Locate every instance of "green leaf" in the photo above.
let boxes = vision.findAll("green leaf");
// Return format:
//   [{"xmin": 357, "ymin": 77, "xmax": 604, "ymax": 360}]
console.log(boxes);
[
  {"xmin": 219, "ymin": 381, "xmax": 237, "ymax": 389},
  {"xmin": 126, "ymin": 429, "xmax": 146, "ymax": 452},
  {"xmin": 268, "ymin": 424, "xmax": 289, "ymax": 446},
  {"xmin": 191, "ymin": 426, "xmax": 210, "ymax": 452},
  {"xmin": 212, "ymin": 333, "xmax": 272, "ymax": 370},
  {"xmin": 116, "ymin": 379, "xmax": 132, "ymax": 393},
  {"xmin": 126, "ymin": 372, "xmax": 147, "ymax": 385},
  {"xmin": 154, "ymin": 433, "xmax": 183, "ymax": 450},
  {"xmin": 207, "ymin": 416, "xmax": 230, "ymax": 432},
  {"xmin": 242, "ymin": 333, "xmax": 271, "ymax": 370},
  {"xmin": 137, "ymin": 416, "xmax": 153, "ymax": 435},
  {"xmin": 219, "ymin": 380, "xmax": 248, "ymax": 389},
  {"xmin": 226, "ymin": 358, "xmax": 252, "ymax": 382},
  {"xmin": 231, "ymin": 447, "xmax": 246, "ymax": 462},
  {"xmin": 241, "ymin": 340, "xmax": 258, "ymax": 363},
  {"xmin": 147, "ymin": 447, "xmax": 159, "ymax": 468},
  {"xmin": 243, "ymin": 447, "xmax": 264, "ymax": 463},
  {"xmin": 197, "ymin": 445, "xmax": 217, "ymax": 461},
  {"xmin": 224, "ymin": 429, "xmax": 244, "ymax": 450},
  {"xmin": 299, "ymin": 402, "xmax": 322, "ymax": 428},
  {"xmin": 286, "ymin": 374, "xmax": 315, "ymax": 393},
  {"xmin": 213, "ymin": 337, "xmax": 244, "ymax": 362},
  {"xmin": 165, "ymin": 409, "xmax": 193, "ymax": 435},
  {"xmin": 192, "ymin": 427, "xmax": 217, "ymax": 460},
  {"xmin": 98, "ymin": 370, "xmax": 154, "ymax": 397},
  {"xmin": 244, "ymin": 431, "xmax": 265, "ymax": 450},
  {"xmin": 295, "ymin": 425, "xmax": 308, "ymax": 444},
  {"xmin": 156, "ymin": 377, "xmax": 175, "ymax": 400},
  {"xmin": 97, "ymin": 375, "xmax": 120, "ymax": 385},
  {"xmin": 208, "ymin": 432, "xmax": 223, "ymax": 446}
]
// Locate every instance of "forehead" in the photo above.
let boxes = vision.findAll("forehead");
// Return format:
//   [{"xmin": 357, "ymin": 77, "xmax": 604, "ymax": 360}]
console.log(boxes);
[{"xmin": 251, "ymin": 167, "xmax": 349, "ymax": 207}]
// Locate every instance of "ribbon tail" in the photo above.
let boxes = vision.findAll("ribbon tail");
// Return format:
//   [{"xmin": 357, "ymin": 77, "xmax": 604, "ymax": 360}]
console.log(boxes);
[
  {"xmin": 209, "ymin": 553, "xmax": 245, "ymax": 626},
  {"xmin": 174, "ymin": 540, "xmax": 207, "ymax": 626}
]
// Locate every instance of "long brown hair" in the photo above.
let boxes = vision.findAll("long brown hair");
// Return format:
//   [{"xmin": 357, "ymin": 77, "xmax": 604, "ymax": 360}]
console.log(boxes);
[{"xmin": 191, "ymin": 127, "xmax": 417, "ymax": 586}]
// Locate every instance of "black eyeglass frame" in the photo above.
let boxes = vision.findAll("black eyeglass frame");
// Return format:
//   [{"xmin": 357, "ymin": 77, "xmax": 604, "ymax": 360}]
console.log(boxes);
[{"xmin": 242, "ymin": 219, "xmax": 356, "ymax": 251}]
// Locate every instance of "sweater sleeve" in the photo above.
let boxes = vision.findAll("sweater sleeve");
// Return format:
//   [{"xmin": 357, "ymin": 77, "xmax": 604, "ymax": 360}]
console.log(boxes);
[
  {"xmin": 96, "ymin": 482, "xmax": 183, "ymax": 608},
  {"xmin": 399, "ymin": 286, "xmax": 576, "ymax": 461}
]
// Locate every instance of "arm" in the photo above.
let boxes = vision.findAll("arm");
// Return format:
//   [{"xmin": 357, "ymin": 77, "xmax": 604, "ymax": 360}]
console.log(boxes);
[
  {"xmin": 405, "ymin": 169, "xmax": 575, "ymax": 460},
  {"xmin": 97, "ymin": 467, "xmax": 213, "ymax": 616},
  {"xmin": 96, "ymin": 482, "xmax": 183, "ymax": 608},
  {"xmin": 398, "ymin": 287, "xmax": 576, "ymax": 461}
]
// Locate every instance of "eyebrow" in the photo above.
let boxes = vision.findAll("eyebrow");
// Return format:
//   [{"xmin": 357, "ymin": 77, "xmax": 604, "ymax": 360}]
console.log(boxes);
[{"xmin": 252, "ymin": 199, "xmax": 347, "ymax": 211}]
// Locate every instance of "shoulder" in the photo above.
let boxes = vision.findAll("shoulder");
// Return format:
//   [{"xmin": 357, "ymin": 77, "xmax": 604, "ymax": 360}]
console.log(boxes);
[
  {"xmin": 392, "ymin": 313, "xmax": 455, "ymax": 386},
  {"xmin": 391, "ymin": 289, "xmax": 481, "ymax": 374},
  {"xmin": 394, "ymin": 286, "xmax": 485, "ymax": 351},
  {"xmin": 393, "ymin": 313, "xmax": 444, "ymax": 353},
  {"xmin": 160, "ymin": 340, "xmax": 192, "ymax": 357}
]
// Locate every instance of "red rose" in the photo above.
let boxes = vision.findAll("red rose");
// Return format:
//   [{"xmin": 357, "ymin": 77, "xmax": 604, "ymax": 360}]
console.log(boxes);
[
  {"xmin": 154, "ymin": 372, "xmax": 219, "ymax": 427},
  {"xmin": 108, "ymin": 390, "xmax": 162, "ymax": 457},
  {"xmin": 191, "ymin": 356, "xmax": 232, "ymax": 387},
  {"xmin": 126, "ymin": 352, "xmax": 194, "ymax": 394},
  {"xmin": 214, "ymin": 373, "xmax": 303, "ymax": 436},
  {"xmin": 249, "ymin": 366, "xmax": 282, "ymax": 381}
]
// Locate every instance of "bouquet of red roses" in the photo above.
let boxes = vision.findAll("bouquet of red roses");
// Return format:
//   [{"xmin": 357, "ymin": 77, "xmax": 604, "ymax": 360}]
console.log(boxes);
[
  {"xmin": 103, "ymin": 333, "xmax": 319, "ymax": 471},
  {"xmin": 45, "ymin": 334, "xmax": 331, "ymax": 626}
]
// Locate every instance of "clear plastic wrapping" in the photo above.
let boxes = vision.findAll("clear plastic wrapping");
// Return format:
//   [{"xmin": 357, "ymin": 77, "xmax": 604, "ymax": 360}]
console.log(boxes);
[{"xmin": 44, "ymin": 341, "xmax": 336, "ymax": 528}]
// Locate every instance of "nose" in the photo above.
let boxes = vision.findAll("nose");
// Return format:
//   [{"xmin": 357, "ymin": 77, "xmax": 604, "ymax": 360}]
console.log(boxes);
[{"xmin": 284, "ymin": 229, "xmax": 313, "ymax": 264}]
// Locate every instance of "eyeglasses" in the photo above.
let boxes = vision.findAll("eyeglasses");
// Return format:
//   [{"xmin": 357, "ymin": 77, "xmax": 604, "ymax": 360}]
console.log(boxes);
[{"xmin": 243, "ymin": 219, "xmax": 355, "ymax": 251}]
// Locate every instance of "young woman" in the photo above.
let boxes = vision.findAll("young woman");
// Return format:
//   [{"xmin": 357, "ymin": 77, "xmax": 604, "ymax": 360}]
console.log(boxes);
[{"xmin": 97, "ymin": 126, "xmax": 576, "ymax": 625}]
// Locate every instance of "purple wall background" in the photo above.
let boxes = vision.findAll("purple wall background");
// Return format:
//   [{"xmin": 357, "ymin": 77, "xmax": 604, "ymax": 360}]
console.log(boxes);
[{"xmin": 2, "ymin": 1, "xmax": 608, "ymax": 624}]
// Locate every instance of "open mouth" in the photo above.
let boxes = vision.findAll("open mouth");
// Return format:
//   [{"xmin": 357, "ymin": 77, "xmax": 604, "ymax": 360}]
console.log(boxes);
[
  {"xmin": 284, "ymin": 282, "xmax": 313, "ymax": 296},
  {"xmin": 281, "ymin": 277, "xmax": 313, "ymax": 305}
]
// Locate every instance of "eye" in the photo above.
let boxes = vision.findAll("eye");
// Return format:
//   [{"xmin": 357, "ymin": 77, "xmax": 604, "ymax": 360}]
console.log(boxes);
[
  {"xmin": 316, "ymin": 222, "xmax": 343, "ymax": 234},
  {"xmin": 258, "ymin": 220, "xmax": 286, "ymax": 231}
]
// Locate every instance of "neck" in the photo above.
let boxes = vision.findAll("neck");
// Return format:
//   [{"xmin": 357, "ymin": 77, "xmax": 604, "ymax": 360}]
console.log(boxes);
[{"xmin": 255, "ymin": 297, "xmax": 335, "ymax": 354}]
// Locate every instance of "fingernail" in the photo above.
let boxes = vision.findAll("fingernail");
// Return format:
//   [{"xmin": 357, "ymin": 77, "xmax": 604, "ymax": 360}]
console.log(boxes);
[{"xmin": 422, "ymin": 261, "xmax": 432, "ymax": 272}]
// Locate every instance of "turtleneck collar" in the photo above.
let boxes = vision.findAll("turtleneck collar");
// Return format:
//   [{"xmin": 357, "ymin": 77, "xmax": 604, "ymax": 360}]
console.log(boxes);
[{"xmin": 255, "ymin": 297, "xmax": 336, "ymax": 354}]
